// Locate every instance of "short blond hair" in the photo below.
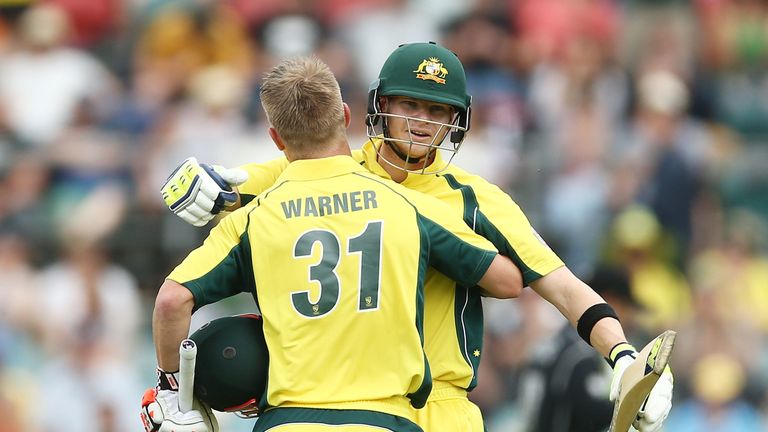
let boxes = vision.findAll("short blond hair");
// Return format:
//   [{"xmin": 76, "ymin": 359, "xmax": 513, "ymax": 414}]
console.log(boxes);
[{"xmin": 260, "ymin": 56, "xmax": 345, "ymax": 152}]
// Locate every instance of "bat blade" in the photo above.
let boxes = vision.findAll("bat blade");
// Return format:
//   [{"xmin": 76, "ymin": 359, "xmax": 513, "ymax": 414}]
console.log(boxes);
[
  {"xmin": 178, "ymin": 338, "xmax": 198, "ymax": 413},
  {"xmin": 609, "ymin": 330, "xmax": 676, "ymax": 432}
]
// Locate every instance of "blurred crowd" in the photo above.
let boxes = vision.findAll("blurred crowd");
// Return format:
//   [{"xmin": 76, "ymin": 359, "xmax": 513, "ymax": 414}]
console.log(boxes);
[{"xmin": 0, "ymin": 0, "xmax": 767, "ymax": 431}]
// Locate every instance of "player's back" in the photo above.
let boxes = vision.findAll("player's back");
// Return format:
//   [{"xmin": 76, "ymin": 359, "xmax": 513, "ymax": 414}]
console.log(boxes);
[{"xmin": 246, "ymin": 157, "xmax": 496, "ymax": 416}]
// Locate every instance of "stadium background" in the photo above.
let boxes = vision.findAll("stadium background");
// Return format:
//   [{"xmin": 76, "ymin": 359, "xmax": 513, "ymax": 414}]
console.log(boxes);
[{"xmin": 0, "ymin": 0, "xmax": 767, "ymax": 430}]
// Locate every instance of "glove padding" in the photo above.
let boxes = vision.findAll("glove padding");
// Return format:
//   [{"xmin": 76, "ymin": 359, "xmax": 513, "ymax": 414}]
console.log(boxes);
[
  {"xmin": 610, "ymin": 352, "xmax": 674, "ymax": 432},
  {"xmin": 140, "ymin": 388, "xmax": 219, "ymax": 432},
  {"xmin": 161, "ymin": 157, "xmax": 248, "ymax": 227}
]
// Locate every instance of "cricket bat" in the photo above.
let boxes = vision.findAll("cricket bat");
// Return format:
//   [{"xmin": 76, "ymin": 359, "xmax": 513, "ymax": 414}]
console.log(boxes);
[
  {"xmin": 178, "ymin": 338, "xmax": 197, "ymax": 413},
  {"xmin": 609, "ymin": 330, "xmax": 676, "ymax": 432}
]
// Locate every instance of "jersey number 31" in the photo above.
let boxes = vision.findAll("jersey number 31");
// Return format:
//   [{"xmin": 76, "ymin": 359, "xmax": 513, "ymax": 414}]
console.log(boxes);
[{"xmin": 291, "ymin": 221, "xmax": 383, "ymax": 318}]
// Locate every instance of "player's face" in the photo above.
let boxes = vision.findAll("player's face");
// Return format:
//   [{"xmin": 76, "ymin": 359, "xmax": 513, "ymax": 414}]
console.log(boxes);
[{"xmin": 383, "ymin": 96, "xmax": 455, "ymax": 158}]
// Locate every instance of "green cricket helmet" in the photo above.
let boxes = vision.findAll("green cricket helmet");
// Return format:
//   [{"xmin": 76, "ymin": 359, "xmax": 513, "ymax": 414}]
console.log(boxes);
[
  {"xmin": 366, "ymin": 41, "xmax": 472, "ymax": 172},
  {"xmin": 190, "ymin": 313, "xmax": 268, "ymax": 417}
]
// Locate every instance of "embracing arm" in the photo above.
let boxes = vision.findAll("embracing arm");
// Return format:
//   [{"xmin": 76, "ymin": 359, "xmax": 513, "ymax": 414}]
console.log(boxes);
[
  {"xmin": 477, "ymin": 254, "xmax": 524, "ymax": 299},
  {"xmin": 529, "ymin": 266, "xmax": 627, "ymax": 358},
  {"xmin": 161, "ymin": 157, "xmax": 289, "ymax": 226}
]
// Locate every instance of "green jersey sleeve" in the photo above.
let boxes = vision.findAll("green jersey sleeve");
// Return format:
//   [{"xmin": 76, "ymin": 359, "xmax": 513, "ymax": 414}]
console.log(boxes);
[{"xmin": 168, "ymin": 207, "xmax": 257, "ymax": 309}]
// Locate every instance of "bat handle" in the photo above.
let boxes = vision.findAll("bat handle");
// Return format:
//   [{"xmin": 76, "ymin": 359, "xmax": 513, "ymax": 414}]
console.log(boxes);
[{"xmin": 178, "ymin": 338, "xmax": 197, "ymax": 413}]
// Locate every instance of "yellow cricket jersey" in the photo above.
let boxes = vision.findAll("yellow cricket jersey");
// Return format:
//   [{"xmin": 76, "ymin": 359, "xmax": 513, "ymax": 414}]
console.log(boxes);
[
  {"xmin": 237, "ymin": 139, "xmax": 564, "ymax": 391},
  {"xmin": 168, "ymin": 156, "xmax": 500, "ymax": 417}
]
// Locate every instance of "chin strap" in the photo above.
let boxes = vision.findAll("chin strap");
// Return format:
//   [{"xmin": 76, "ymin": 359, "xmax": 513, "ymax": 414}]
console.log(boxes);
[{"xmin": 384, "ymin": 139, "xmax": 427, "ymax": 164}]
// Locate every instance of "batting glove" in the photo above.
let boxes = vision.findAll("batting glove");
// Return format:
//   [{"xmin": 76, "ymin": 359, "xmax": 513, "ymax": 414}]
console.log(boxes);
[
  {"xmin": 161, "ymin": 157, "xmax": 248, "ymax": 227},
  {"xmin": 609, "ymin": 343, "xmax": 673, "ymax": 432},
  {"xmin": 140, "ymin": 368, "xmax": 218, "ymax": 432},
  {"xmin": 140, "ymin": 387, "xmax": 218, "ymax": 432}
]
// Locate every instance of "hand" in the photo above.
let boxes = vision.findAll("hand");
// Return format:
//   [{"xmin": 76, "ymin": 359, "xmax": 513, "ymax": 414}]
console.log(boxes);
[
  {"xmin": 634, "ymin": 366, "xmax": 673, "ymax": 432},
  {"xmin": 161, "ymin": 157, "xmax": 248, "ymax": 227},
  {"xmin": 610, "ymin": 351, "xmax": 673, "ymax": 432},
  {"xmin": 140, "ymin": 388, "xmax": 219, "ymax": 432}
]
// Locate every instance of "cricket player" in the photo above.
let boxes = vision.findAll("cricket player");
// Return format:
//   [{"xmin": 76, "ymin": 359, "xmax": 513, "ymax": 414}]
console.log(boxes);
[
  {"xmin": 143, "ymin": 56, "xmax": 525, "ymax": 432},
  {"xmin": 161, "ymin": 42, "xmax": 674, "ymax": 432}
]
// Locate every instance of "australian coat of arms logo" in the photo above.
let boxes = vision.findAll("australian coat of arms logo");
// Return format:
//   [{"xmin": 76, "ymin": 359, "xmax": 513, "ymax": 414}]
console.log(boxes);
[{"xmin": 414, "ymin": 57, "xmax": 448, "ymax": 84}]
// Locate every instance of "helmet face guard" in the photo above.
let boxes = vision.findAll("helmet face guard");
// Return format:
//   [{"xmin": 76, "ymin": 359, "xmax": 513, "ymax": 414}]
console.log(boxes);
[
  {"xmin": 366, "ymin": 84, "xmax": 471, "ymax": 174},
  {"xmin": 365, "ymin": 42, "xmax": 472, "ymax": 174}
]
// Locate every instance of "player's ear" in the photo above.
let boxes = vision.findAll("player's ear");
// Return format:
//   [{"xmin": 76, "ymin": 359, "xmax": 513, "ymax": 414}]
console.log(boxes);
[
  {"xmin": 343, "ymin": 102, "xmax": 351, "ymax": 128},
  {"xmin": 268, "ymin": 127, "xmax": 285, "ymax": 151}
]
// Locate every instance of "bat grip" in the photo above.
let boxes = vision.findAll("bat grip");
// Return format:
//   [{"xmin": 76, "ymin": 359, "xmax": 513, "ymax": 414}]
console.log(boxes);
[{"xmin": 178, "ymin": 339, "xmax": 197, "ymax": 413}]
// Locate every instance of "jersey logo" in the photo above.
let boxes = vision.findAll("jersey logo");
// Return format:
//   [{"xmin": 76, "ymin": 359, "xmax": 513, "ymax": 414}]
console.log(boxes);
[{"xmin": 414, "ymin": 57, "xmax": 447, "ymax": 84}]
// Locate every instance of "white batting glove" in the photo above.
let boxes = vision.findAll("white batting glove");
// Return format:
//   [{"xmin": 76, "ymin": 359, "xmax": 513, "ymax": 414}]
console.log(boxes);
[
  {"xmin": 161, "ymin": 157, "xmax": 248, "ymax": 226},
  {"xmin": 609, "ymin": 344, "xmax": 673, "ymax": 432},
  {"xmin": 140, "ymin": 388, "xmax": 219, "ymax": 432},
  {"xmin": 633, "ymin": 368, "xmax": 673, "ymax": 432}
]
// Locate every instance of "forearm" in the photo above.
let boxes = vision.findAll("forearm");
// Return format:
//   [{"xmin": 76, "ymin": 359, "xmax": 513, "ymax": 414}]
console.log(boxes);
[
  {"xmin": 587, "ymin": 312, "xmax": 628, "ymax": 358},
  {"xmin": 530, "ymin": 266, "xmax": 628, "ymax": 357},
  {"xmin": 153, "ymin": 279, "xmax": 195, "ymax": 371}
]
